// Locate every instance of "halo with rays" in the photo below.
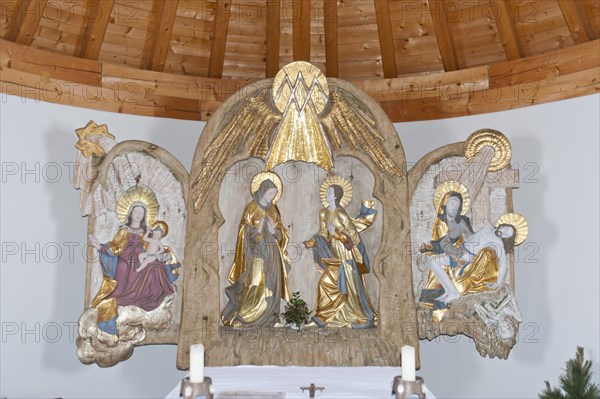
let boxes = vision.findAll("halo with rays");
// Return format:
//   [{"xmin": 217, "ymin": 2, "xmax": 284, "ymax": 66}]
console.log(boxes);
[
  {"xmin": 250, "ymin": 171, "xmax": 283, "ymax": 203},
  {"xmin": 320, "ymin": 175, "xmax": 353, "ymax": 208},
  {"xmin": 495, "ymin": 213, "xmax": 528, "ymax": 246},
  {"xmin": 150, "ymin": 220, "xmax": 169, "ymax": 237},
  {"xmin": 464, "ymin": 129, "xmax": 511, "ymax": 172},
  {"xmin": 433, "ymin": 180, "xmax": 470, "ymax": 215},
  {"xmin": 116, "ymin": 186, "xmax": 159, "ymax": 225}
]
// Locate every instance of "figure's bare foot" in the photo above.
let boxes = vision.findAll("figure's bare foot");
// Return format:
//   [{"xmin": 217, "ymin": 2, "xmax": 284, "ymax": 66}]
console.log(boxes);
[
  {"xmin": 352, "ymin": 319, "xmax": 375, "ymax": 329},
  {"xmin": 436, "ymin": 292, "xmax": 449, "ymax": 303},
  {"xmin": 445, "ymin": 293, "xmax": 460, "ymax": 304},
  {"xmin": 436, "ymin": 291, "xmax": 460, "ymax": 304}
]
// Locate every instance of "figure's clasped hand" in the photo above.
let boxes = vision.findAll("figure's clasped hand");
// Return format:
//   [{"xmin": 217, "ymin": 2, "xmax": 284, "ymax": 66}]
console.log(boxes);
[
  {"xmin": 327, "ymin": 222, "xmax": 335, "ymax": 236},
  {"xmin": 266, "ymin": 216, "xmax": 276, "ymax": 234},
  {"xmin": 333, "ymin": 232, "xmax": 346, "ymax": 242},
  {"xmin": 257, "ymin": 217, "xmax": 265, "ymax": 232}
]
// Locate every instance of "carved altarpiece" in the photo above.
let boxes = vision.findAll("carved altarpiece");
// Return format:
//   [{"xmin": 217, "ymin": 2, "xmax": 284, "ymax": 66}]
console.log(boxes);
[
  {"xmin": 178, "ymin": 62, "xmax": 417, "ymax": 368},
  {"xmin": 72, "ymin": 61, "xmax": 527, "ymax": 368}
]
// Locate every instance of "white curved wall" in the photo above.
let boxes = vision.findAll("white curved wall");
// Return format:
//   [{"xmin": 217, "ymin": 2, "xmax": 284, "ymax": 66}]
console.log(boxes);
[{"xmin": 1, "ymin": 93, "xmax": 598, "ymax": 398}]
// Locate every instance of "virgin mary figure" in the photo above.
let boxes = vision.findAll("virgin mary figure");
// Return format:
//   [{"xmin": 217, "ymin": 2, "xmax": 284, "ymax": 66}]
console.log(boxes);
[
  {"xmin": 88, "ymin": 186, "xmax": 180, "ymax": 335},
  {"xmin": 221, "ymin": 172, "xmax": 291, "ymax": 329},
  {"xmin": 304, "ymin": 175, "xmax": 378, "ymax": 329},
  {"xmin": 419, "ymin": 180, "xmax": 528, "ymax": 322}
]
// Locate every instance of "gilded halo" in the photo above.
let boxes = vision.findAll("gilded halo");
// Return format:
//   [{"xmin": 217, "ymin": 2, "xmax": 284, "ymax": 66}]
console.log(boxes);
[
  {"xmin": 464, "ymin": 128, "xmax": 511, "ymax": 172},
  {"xmin": 116, "ymin": 186, "xmax": 159, "ymax": 225},
  {"xmin": 495, "ymin": 213, "xmax": 528, "ymax": 246},
  {"xmin": 151, "ymin": 220, "xmax": 169, "ymax": 237},
  {"xmin": 320, "ymin": 175, "xmax": 353, "ymax": 208},
  {"xmin": 250, "ymin": 171, "xmax": 283, "ymax": 203},
  {"xmin": 433, "ymin": 180, "xmax": 470, "ymax": 215}
]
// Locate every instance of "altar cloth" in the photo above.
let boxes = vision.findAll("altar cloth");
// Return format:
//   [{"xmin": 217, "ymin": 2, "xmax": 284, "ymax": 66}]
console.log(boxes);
[{"xmin": 165, "ymin": 366, "xmax": 436, "ymax": 399}]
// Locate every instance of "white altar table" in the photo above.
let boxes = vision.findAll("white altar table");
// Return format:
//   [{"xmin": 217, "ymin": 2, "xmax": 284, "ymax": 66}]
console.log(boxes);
[{"xmin": 165, "ymin": 366, "xmax": 436, "ymax": 399}]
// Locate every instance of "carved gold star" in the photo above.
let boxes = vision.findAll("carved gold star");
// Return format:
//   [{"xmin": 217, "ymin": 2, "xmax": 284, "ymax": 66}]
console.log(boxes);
[{"xmin": 75, "ymin": 120, "xmax": 115, "ymax": 158}]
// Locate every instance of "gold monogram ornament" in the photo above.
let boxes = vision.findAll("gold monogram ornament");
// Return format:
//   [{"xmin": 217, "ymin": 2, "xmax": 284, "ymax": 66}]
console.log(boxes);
[
  {"xmin": 267, "ymin": 61, "xmax": 333, "ymax": 171},
  {"xmin": 192, "ymin": 61, "xmax": 404, "ymax": 211}
]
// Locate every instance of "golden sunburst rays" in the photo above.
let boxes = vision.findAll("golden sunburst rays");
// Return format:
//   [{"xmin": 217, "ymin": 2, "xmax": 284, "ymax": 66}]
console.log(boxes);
[
  {"xmin": 191, "ymin": 61, "xmax": 407, "ymax": 213},
  {"xmin": 495, "ymin": 213, "xmax": 528, "ymax": 245},
  {"xmin": 267, "ymin": 62, "xmax": 334, "ymax": 172},
  {"xmin": 320, "ymin": 175, "xmax": 353, "ymax": 208}
]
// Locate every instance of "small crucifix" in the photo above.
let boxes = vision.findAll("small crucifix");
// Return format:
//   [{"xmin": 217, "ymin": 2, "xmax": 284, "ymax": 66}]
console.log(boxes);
[{"xmin": 300, "ymin": 383, "xmax": 325, "ymax": 398}]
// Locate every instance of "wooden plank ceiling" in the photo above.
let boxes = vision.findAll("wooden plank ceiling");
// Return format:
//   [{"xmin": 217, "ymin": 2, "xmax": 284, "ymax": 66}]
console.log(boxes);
[{"xmin": 0, "ymin": 0, "xmax": 598, "ymax": 122}]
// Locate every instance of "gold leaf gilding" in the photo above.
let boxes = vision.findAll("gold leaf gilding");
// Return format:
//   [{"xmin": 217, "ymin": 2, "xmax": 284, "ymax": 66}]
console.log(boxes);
[{"xmin": 75, "ymin": 120, "xmax": 115, "ymax": 158}]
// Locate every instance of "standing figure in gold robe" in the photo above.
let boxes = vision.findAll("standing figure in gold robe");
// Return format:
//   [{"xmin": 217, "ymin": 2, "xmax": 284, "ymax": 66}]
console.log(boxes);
[
  {"xmin": 304, "ymin": 176, "xmax": 378, "ymax": 329},
  {"xmin": 419, "ymin": 181, "xmax": 527, "ymax": 322},
  {"xmin": 221, "ymin": 172, "xmax": 291, "ymax": 329}
]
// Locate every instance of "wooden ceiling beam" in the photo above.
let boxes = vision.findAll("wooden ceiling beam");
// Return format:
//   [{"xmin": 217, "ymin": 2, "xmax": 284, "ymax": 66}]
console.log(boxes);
[
  {"xmin": 3, "ymin": 39, "xmax": 598, "ymax": 123},
  {"xmin": 79, "ymin": 0, "xmax": 114, "ymax": 60},
  {"xmin": 373, "ymin": 0, "xmax": 397, "ymax": 78},
  {"xmin": 266, "ymin": 0, "xmax": 281, "ymax": 78},
  {"xmin": 208, "ymin": 0, "xmax": 232, "ymax": 78},
  {"xmin": 557, "ymin": 0, "xmax": 596, "ymax": 44},
  {"xmin": 323, "ymin": 0, "xmax": 338, "ymax": 77},
  {"xmin": 488, "ymin": 0, "xmax": 523, "ymax": 60},
  {"xmin": 427, "ymin": 0, "xmax": 459, "ymax": 71},
  {"xmin": 147, "ymin": 0, "xmax": 179, "ymax": 72},
  {"xmin": 8, "ymin": 0, "xmax": 47, "ymax": 45},
  {"xmin": 292, "ymin": 0, "xmax": 310, "ymax": 61}
]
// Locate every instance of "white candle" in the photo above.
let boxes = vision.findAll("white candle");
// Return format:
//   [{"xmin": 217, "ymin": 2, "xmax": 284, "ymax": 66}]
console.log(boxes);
[
  {"xmin": 190, "ymin": 344, "xmax": 205, "ymax": 383},
  {"xmin": 401, "ymin": 345, "xmax": 416, "ymax": 382}
]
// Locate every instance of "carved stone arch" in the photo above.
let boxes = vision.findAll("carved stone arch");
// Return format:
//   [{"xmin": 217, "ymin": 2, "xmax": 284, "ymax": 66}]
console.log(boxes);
[
  {"xmin": 95, "ymin": 140, "xmax": 190, "ymax": 203},
  {"xmin": 408, "ymin": 142, "xmax": 464, "ymax": 196},
  {"xmin": 178, "ymin": 73, "xmax": 419, "ymax": 368}
]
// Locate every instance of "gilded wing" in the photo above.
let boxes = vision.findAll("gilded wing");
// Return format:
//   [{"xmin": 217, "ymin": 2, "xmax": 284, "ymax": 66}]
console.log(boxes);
[
  {"xmin": 320, "ymin": 89, "xmax": 404, "ymax": 177},
  {"xmin": 192, "ymin": 89, "xmax": 281, "ymax": 210}
]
